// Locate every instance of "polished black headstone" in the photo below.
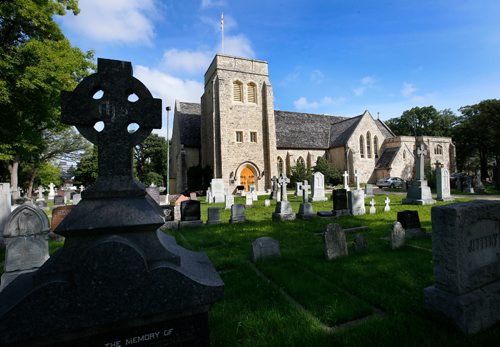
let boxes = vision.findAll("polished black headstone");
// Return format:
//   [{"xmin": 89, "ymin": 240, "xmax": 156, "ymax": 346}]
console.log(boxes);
[
  {"xmin": 53, "ymin": 195, "xmax": 64, "ymax": 206},
  {"xmin": 397, "ymin": 210, "xmax": 421, "ymax": 230},
  {"xmin": 332, "ymin": 189, "xmax": 349, "ymax": 210},
  {"xmin": 180, "ymin": 200, "xmax": 201, "ymax": 221}
]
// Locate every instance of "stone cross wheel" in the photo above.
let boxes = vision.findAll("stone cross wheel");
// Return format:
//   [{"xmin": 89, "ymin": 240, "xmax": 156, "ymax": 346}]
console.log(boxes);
[{"xmin": 61, "ymin": 59, "xmax": 161, "ymax": 193}]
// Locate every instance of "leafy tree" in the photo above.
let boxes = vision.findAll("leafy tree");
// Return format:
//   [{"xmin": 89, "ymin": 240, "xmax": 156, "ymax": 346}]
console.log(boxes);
[
  {"xmin": 385, "ymin": 106, "xmax": 457, "ymax": 137},
  {"xmin": 36, "ymin": 162, "xmax": 63, "ymax": 187},
  {"xmin": 73, "ymin": 145, "xmax": 98, "ymax": 187},
  {"xmin": 454, "ymin": 99, "xmax": 500, "ymax": 181},
  {"xmin": 290, "ymin": 161, "xmax": 311, "ymax": 186},
  {"xmin": 313, "ymin": 157, "xmax": 342, "ymax": 185},
  {"xmin": 0, "ymin": 1, "xmax": 94, "ymax": 194},
  {"xmin": 134, "ymin": 134, "xmax": 169, "ymax": 185}
]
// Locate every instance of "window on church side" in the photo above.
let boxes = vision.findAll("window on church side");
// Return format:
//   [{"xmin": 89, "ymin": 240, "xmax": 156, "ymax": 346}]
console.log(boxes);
[
  {"xmin": 359, "ymin": 135, "xmax": 365, "ymax": 158},
  {"xmin": 250, "ymin": 131, "xmax": 257, "ymax": 143},
  {"xmin": 366, "ymin": 131, "xmax": 372, "ymax": 158},
  {"xmin": 233, "ymin": 81, "xmax": 243, "ymax": 102},
  {"xmin": 297, "ymin": 156, "xmax": 305, "ymax": 166},
  {"xmin": 434, "ymin": 144, "xmax": 443, "ymax": 155},
  {"xmin": 236, "ymin": 131, "xmax": 243, "ymax": 142},
  {"xmin": 374, "ymin": 136, "xmax": 379, "ymax": 158},
  {"xmin": 247, "ymin": 83, "xmax": 257, "ymax": 103},
  {"xmin": 277, "ymin": 156, "xmax": 284, "ymax": 175}
]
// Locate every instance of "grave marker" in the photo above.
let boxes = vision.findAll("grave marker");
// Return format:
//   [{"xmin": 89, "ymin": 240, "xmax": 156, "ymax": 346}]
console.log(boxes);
[
  {"xmin": 397, "ymin": 210, "xmax": 426, "ymax": 238},
  {"xmin": 251, "ymin": 237, "xmax": 281, "ymax": 262},
  {"xmin": 324, "ymin": 223, "xmax": 348, "ymax": 260},
  {"xmin": 348, "ymin": 189, "xmax": 366, "ymax": 216},
  {"xmin": 210, "ymin": 179, "xmax": 225, "ymax": 203},
  {"xmin": 311, "ymin": 172, "xmax": 327, "ymax": 202},
  {"xmin": 384, "ymin": 196, "xmax": 390, "ymax": 212},
  {"xmin": 390, "ymin": 221, "xmax": 405, "ymax": 249},
  {"xmin": 206, "ymin": 207, "xmax": 221, "ymax": 225},
  {"xmin": 369, "ymin": 199, "xmax": 376, "ymax": 214},
  {"xmin": 230, "ymin": 204, "xmax": 246, "ymax": 223}
]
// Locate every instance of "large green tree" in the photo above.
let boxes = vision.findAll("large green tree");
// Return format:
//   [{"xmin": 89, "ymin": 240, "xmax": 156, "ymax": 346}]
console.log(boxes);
[
  {"xmin": 313, "ymin": 156, "xmax": 342, "ymax": 185},
  {"xmin": 0, "ymin": 0, "xmax": 93, "ymax": 195},
  {"xmin": 454, "ymin": 99, "xmax": 500, "ymax": 182},
  {"xmin": 385, "ymin": 106, "xmax": 457, "ymax": 137},
  {"xmin": 73, "ymin": 145, "xmax": 98, "ymax": 187},
  {"xmin": 134, "ymin": 134, "xmax": 169, "ymax": 186}
]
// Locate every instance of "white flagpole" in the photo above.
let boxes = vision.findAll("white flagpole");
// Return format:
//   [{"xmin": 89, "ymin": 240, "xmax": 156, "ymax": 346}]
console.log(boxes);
[{"xmin": 220, "ymin": 12, "xmax": 224, "ymax": 54}]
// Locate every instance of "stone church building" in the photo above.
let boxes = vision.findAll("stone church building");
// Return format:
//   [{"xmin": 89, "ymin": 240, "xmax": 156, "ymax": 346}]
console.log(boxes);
[{"xmin": 170, "ymin": 54, "xmax": 455, "ymax": 193}]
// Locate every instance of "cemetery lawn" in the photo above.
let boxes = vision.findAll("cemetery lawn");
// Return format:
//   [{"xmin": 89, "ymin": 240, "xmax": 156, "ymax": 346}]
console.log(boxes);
[{"xmin": 22, "ymin": 194, "xmax": 500, "ymax": 346}]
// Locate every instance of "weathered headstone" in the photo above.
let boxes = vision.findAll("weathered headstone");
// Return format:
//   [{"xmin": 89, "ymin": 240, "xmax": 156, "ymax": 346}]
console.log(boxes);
[
  {"xmin": 342, "ymin": 171, "xmax": 350, "ymax": 191},
  {"xmin": 311, "ymin": 172, "xmax": 327, "ymax": 202},
  {"xmin": 270, "ymin": 176, "xmax": 278, "ymax": 200},
  {"xmin": 294, "ymin": 182, "xmax": 303, "ymax": 197},
  {"xmin": 145, "ymin": 183, "xmax": 160, "ymax": 204},
  {"xmin": 464, "ymin": 176, "xmax": 474, "ymax": 193},
  {"xmin": 50, "ymin": 205, "xmax": 73, "ymax": 232},
  {"xmin": 353, "ymin": 234, "xmax": 368, "ymax": 252},
  {"xmin": 397, "ymin": 210, "xmax": 426, "ymax": 238},
  {"xmin": 0, "ymin": 58, "xmax": 223, "ymax": 346},
  {"xmin": 332, "ymin": 189, "xmax": 350, "ymax": 216},
  {"xmin": 369, "ymin": 199, "xmax": 376, "ymax": 214},
  {"xmin": 473, "ymin": 169, "xmax": 485, "ymax": 193},
  {"xmin": 390, "ymin": 221, "xmax": 405, "ymax": 249},
  {"xmin": 36, "ymin": 187, "xmax": 45, "ymax": 202},
  {"xmin": 229, "ymin": 204, "xmax": 246, "ymax": 223},
  {"xmin": 206, "ymin": 207, "xmax": 221, "ymax": 225},
  {"xmin": 403, "ymin": 144, "xmax": 436, "ymax": 205},
  {"xmin": 354, "ymin": 170, "xmax": 361, "ymax": 190},
  {"xmin": 47, "ymin": 183, "xmax": 55, "ymax": 200},
  {"xmin": 252, "ymin": 190, "xmax": 258, "ymax": 201},
  {"xmin": 364, "ymin": 183, "xmax": 374, "ymax": 197},
  {"xmin": 251, "ymin": 237, "xmax": 281, "ymax": 262},
  {"xmin": 163, "ymin": 205, "xmax": 174, "ymax": 221},
  {"xmin": 436, "ymin": 164, "xmax": 454, "ymax": 201},
  {"xmin": 348, "ymin": 189, "xmax": 366, "ymax": 216},
  {"xmin": 225, "ymin": 194, "xmax": 234, "ymax": 210},
  {"xmin": 53, "ymin": 195, "xmax": 65, "ymax": 206},
  {"xmin": 323, "ymin": 223, "xmax": 348, "ymax": 260},
  {"xmin": 384, "ymin": 196, "xmax": 390, "ymax": 212},
  {"xmin": 264, "ymin": 199, "xmax": 271, "ymax": 207},
  {"xmin": 424, "ymin": 200, "xmax": 500, "ymax": 334},
  {"xmin": 72, "ymin": 193, "xmax": 82, "ymax": 205},
  {"xmin": 277, "ymin": 174, "xmax": 290, "ymax": 202},
  {"xmin": 174, "ymin": 204, "xmax": 181, "ymax": 221},
  {"xmin": 64, "ymin": 189, "xmax": 72, "ymax": 204},
  {"xmin": 301, "ymin": 180, "xmax": 310, "ymax": 203},
  {"xmin": 245, "ymin": 192, "xmax": 253, "ymax": 207},
  {"xmin": 297, "ymin": 202, "xmax": 315, "ymax": 220},
  {"xmin": 272, "ymin": 201, "xmax": 296, "ymax": 221},
  {"xmin": 210, "ymin": 179, "xmax": 225, "ymax": 203},
  {"xmin": 0, "ymin": 203, "xmax": 49, "ymax": 290}
]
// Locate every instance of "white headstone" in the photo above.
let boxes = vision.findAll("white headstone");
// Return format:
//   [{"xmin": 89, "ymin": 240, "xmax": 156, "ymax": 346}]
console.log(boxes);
[
  {"xmin": 384, "ymin": 197, "xmax": 391, "ymax": 212},
  {"xmin": 390, "ymin": 221, "xmax": 405, "ymax": 249},
  {"xmin": 48, "ymin": 183, "xmax": 55, "ymax": 200},
  {"xmin": 354, "ymin": 170, "xmax": 361, "ymax": 190},
  {"xmin": 369, "ymin": 198, "xmax": 376, "ymax": 214},
  {"xmin": 210, "ymin": 179, "xmax": 225, "ymax": 203},
  {"xmin": 264, "ymin": 199, "xmax": 271, "ymax": 207},
  {"xmin": 224, "ymin": 194, "xmax": 234, "ymax": 210},
  {"xmin": 349, "ymin": 189, "xmax": 366, "ymax": 216},
  {"xmin": 436, "ymin": 166, "xmax": 453, "ymax": 201},
  {"xmin": 245, "ymin": 192, "xmax": 253, "ymax": 207},
  {"xmin": 343, "ymin": 171, "xmax": 350, "ymax": 191},
  {"xmin": 206, "ymin": 187, "xmax": 212, "ymax": 203},
  {"xmin": 311, "ymin": 172, "xmax": 327, "ymax": 202},
  {"xmin": 252, "ymin": 190, "xmax": 258, "ymax": 201}
]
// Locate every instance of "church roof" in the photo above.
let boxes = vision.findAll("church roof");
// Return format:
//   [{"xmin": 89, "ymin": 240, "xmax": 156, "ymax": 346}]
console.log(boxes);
[
  {"xmin": 375, "ymin": 147, "xmax": 399, "ymax": 169},
  {"xmin": 375, "ymin": 119, "xmax": 395, "ymax": 138},
  {"xmin": 176, "ymin": 102, "xmax": 201, "ymax": 147},
  {"xmin": 328, "ymin": 116, "xmax": 363, "ymax": 147},
  {"xmin": 274, "ymin": 110, "xmax": 350, "ymax": 149}
]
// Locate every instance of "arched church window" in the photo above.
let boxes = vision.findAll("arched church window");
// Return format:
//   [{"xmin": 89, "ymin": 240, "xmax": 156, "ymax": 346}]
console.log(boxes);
[
  {"xmin": 233, "ymin": 80, "xmax": 243, "ymax": 102},
  {"xmin": 366, "ymin": 131, "xmax": 372, "ymax": 158},
  {"xmin": 247, "ymin": 82, "xmax": 257, "ymax": 103},
  {"xmin": 434, "ymin": 144, "xmax": 443, "ymax": 155},
  {"xmin": 277, "ymin": 156, "xmax": 284, "ymax": 175},
  {"xmin": 374, "ymin": 136, "xmax": 379, "ymax": 158},
  {"xmin": 297, "ymin": 156, "xmax": 305, "ymax": 166},
  {"xmin": 359, "ymin": 135, "xmax": 365, "ymax": 158}
]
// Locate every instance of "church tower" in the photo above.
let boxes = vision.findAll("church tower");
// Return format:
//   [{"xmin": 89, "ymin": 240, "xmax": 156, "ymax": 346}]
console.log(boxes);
[{"xmin": 201, "ymin": 55, "xmax": 278, "ymax": 192}]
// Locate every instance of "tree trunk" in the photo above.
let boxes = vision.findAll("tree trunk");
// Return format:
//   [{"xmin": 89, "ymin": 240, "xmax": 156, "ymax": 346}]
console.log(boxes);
[
  {"xmin": 27, "ymin": 167, "xmax": 38, "ymax": 198},
  {"xmin": 7, "ymin": 155, "xmax": 19, "ymax": 199}
]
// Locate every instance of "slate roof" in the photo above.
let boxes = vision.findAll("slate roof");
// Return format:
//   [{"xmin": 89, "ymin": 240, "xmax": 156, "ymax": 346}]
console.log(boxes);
[
  {"xmin": 274, "ymin": 110, "xmax": 350, "ymax": 149},
  {"xmin": 375, "ymin": 147, "xmax": 399, "ymax": 169},
  {"xmin": 176, "ymin": 102, "xmax": 201, "ymax": 147},
  {"xmin": 328, "ymin": 116, "xmax": 363, "ymax": 147},
  {"xmin": 375, "ymin": 119, "xmax": 395, "ymax": 138}
]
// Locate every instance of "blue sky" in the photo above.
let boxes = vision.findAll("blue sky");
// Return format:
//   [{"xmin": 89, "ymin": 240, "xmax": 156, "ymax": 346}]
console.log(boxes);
[{"xmin": 57, "ymin": 0, "xmax": 500, "ymax": 138}]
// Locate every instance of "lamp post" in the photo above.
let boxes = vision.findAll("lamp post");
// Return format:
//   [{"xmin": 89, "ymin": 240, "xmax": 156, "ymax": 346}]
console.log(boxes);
[{"xmin": 166, "ymin": 106, "xmax": 171, "ymax": 196}]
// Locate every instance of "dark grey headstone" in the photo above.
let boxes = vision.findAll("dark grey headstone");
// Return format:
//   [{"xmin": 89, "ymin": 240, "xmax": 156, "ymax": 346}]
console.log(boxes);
[
  {"xmin": 353, "ymin": 234, "xmax": 368, "ymax": 252},
  {"xmin": 323, "ymin": 223, "xmax": 348, "ymax": 260},
  {"xmin": 53, "ymin": 195, "xmax": 64, "ymax": 206},
  {"xmin": 332, "ymin": 189, "xmax": 349, "ymax": 211},
  {"xmin": 229, "ymin": 204, "xmax": 245, "ymax": 223},
  {"xmin": 251, "ymin": 237, "xmax": 281, "ymax": 262},
  {"xmin": 206, "ymin": 207, "xmax": 221, "ymax": 225},
  {"xmin": 397, "ymin": 210, "xmax": 426, "ymax": 238},
  {"xmin": 180, "ymin": 200, "xmax": 201, "ymax": 221},
  {"xmin": 297, "ymin": 202, "xmax": 315, "ymax": 220}
]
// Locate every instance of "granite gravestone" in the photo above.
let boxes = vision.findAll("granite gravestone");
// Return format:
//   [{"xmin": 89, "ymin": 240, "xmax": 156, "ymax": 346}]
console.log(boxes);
[
  {"xmin": 252, "ymin": 190, "xmax": 258, "ymax": 201},
  {"xmin": 210, "ymin": 179, "xmax": 225, "ymax": 203},
  {"xmin": 311, "ymin": 172, "xmax": 327, "ymax": 202},
  {"xmin": 297, "ymin": 180, "xmax": 314, "ymax": 219},
  {"xmin": 324, "ymin": 223, "xmax": 348, "ymax": 260},
  {"xmin": 0, "ymin": 58, "xmax": 223, "ymax": 346},
  {"xmin": 353, "ymin": 234, "xmax": 368, "ymax": 252},
  {"xmin": 473, "ymin": 169, "xmax": 485, "ymax": 193},
  {"xmin": 0, "ymin": 203, "xmax": 49, "ymax": 290},
  {"xmin": 390, "ymin": 221, "xmax": 406, "ymax": 249},
  {"xmin": 364, "ymin": 183, "xmax": 374, "ymax": 198},
  {"xmin": 332, "ymin": 189, "xmax": 350, "ymax": 216},
  {"xmin": 50, "ymin": 205, "xmax": 73, "ymax": 232},
  {"xmin": 397, "ymin": 210, "xmax": 426, "ymax": 238},
  {"xmin": 206, "ymin": 207, "xmax": 221, "ymax": 225},
  {"xmin": 36, "ymin": 187, "xmax": 45, "ymax": 202},
  {"xmin": 180, "ymin": 200, "xmax": 202, "ymax": 227},
  {"xmin": 270, "ymin": 176, "xmax": 278, "ymax": 200},
  {"xmin": 64, "ymin": 189, "xmax": 72, "ymax": 204},
  {"xmin": 251, "ymin": 237, "xmax": 281, "ymax": 262},
  {"xmin": 354, "ymin": 170, "xmax": 361, "ymax": 190},
  {"xmin": 348, "ymin": 189, "xmax": 366, "ymax": 216},
  {"xmin": 225, "ymin": 194, "xmax": 234, "ymax": 210},
  {"xmin": 72, "ymin": 193, "xmax": 82, "ymax": 205},
  {"xmin": 436, "ymin": 165, "xmax": 454, "ymax": 202},
  {"xmin": 272, "ymin": 175, "xmax": 295, "ymax": 221},
  {"xmin": 230, "ymin": 204, "xmax": 246, "ymax": 223},
  {"xmin": 403, "ymin": 144, "xmax": 436, "ymax": 205},
  {"xmin": 424, "ymin": 200, "xmax": 500, "ymax": 334},
  {"xmin": 53, "ymin": 195, "xmax": 64, "ymax": 206}
]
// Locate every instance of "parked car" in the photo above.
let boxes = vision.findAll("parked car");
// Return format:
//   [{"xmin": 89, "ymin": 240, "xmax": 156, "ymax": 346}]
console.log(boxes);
[{"xmin": 377, "ymin": 176, "xmax": 405, "ymax": 189}]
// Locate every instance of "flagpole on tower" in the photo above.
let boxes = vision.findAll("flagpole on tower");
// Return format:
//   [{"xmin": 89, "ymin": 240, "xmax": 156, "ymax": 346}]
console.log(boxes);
[{"xmin": 220, "ymin": 12, "xmax": 224, "ymax": 54}]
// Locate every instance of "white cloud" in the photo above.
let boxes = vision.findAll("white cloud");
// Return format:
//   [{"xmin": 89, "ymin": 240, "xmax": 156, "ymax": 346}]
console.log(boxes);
[
  {"xmin": 134, "ymin": 65, "xmax": 204, "ymax": 138},
  {"xmin": 60, "ymin": 0, "xmax": 157, "ymax": 45},
  {"xmin": 201, "ymin": 0, "xmax": 225, "ymax": 9},
  {"xmin": 162, "ymin": 49, "xmax": 213, "ymax": 75},
  {"xmin": 200, "ymin": 14, "xmax": 237, "ymax": 33},
  {"xmin": 223, "ymin": 35, "xmax": 255, "ymax": 58},
  {"xmin": 293, "ymin": 96, "xmax": 344, "ymax": 111},
  {"xmin": 310, "ymin": 69, "xmax": 324, "ymax": 83},
  {"xmin": 401, "ymin": 82, "xmax": 417, "ymax": 98},
  {"xmin": 353, "ymin": 76, "xmax": 376, "ymax": 96}
]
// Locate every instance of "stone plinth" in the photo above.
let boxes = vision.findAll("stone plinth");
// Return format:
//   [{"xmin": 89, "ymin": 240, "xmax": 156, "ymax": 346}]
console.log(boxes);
[
  {"xmin": 402, "ymin": 180, "xmax": 436, "ymax": 205},
  {"xmin": 424, "ymin": 200, "xmax": 500, "ymax": 334},
  {"xmin": 297, "ymin": 203, "xmax": 315, "ymax": 220},
  {"xmin": 272, "ymin": 201, "xmax": 296, "ymax": 221}
]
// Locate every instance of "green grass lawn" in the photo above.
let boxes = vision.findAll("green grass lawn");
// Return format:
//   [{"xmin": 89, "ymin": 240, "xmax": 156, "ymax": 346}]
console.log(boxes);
[{"xmin": 5, "ymin": 193, "xmax": 500, "ymax": 346}]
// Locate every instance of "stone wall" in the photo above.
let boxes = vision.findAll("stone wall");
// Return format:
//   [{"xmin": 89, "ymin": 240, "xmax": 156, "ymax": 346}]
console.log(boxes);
[{"xmin": 276, "ymin": 149, "xmax": 327, "ymax": 176}]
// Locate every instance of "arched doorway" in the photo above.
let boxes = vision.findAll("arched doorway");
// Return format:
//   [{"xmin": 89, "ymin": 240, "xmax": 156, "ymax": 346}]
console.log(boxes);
[{"xmin": 239, "ymin": 165, "xmax": 255, "ymax": 191}]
